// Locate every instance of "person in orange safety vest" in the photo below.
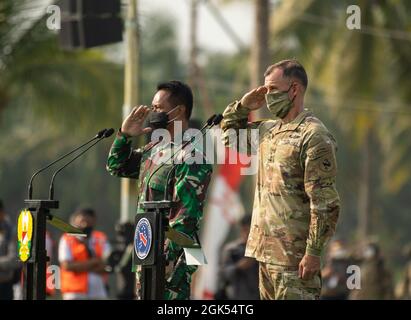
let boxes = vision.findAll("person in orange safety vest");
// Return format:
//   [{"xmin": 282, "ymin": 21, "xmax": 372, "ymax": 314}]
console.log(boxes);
[{"xmin": 58, "ymin": 208, "xmax": 111, "ymax": 300}]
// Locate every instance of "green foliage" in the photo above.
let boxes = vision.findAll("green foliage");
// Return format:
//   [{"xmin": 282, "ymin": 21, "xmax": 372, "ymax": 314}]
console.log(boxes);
[{"xmin": 0, "ymin": 3, "xmax": 183, "ymax": 244}]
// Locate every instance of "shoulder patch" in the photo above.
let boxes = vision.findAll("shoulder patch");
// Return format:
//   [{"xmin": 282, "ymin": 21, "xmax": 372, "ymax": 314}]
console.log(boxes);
[{"xmin": 319, "ymin": 156, "xmax": 334, "ymax": 173}]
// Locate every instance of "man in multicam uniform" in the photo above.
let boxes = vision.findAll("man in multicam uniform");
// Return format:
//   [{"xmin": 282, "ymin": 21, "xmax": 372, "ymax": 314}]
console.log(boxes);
[
  {"xmin": 106, "ymin": 81, "xmax": 212, "ymax": 300},
  {"xmin": 221, "ymin": 60, "xmax": 340, "ymax": 300}
]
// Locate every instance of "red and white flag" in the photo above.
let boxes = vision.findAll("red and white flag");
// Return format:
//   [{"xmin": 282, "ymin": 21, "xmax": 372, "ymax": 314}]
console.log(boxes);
[{"xmin": 193, "ymin": 146, "xmax": 249, "ymax": 299}]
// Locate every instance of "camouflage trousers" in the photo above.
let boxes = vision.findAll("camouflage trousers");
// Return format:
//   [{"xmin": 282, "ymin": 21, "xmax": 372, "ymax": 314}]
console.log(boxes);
[
  {"xmin": 135, "ymin": 262, "xmax": 197, "ymax": 300},
  {"xmin": 259, "ymin": 262, "xmax": 321, "ymax": 300}
]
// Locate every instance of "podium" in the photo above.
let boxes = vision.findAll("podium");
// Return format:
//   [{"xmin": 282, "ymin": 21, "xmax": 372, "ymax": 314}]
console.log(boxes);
[
  {"xmin": 133, "ymin": 200, "xmax": 203, "ymax": 300},
  {"xmin": 19, "ymin": 199, "xmax": 85, "ymax": 300}
]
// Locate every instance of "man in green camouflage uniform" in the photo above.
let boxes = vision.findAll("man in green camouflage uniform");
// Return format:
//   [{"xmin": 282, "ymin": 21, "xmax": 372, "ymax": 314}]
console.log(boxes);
[
  {"xmin": 221, "ymin": 60, "xmax": 340, "ymax": 300},
  {"xmin": 107, "ymin": 81, "xmax": 212, "ymax": 300}
]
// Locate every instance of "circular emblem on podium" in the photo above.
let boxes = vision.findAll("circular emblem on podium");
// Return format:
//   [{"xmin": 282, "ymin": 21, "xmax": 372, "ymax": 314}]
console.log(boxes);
[{"xmin": 134, "ymin": 218, "xmax": 152, "ymax": 260}]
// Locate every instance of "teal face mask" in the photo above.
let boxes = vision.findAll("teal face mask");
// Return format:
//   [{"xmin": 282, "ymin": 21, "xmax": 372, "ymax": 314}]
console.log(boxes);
[{"xmin": 265, "ymin": 85, "xmax": 295, "ymax": 119}]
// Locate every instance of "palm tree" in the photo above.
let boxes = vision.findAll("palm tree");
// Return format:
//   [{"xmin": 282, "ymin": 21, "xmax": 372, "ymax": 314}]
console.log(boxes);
[{"xmin": 0, "ymin": 0, "xmax": 124, "ymax": 133}]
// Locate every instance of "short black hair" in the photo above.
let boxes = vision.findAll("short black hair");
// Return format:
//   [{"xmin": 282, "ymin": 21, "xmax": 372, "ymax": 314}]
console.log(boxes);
[
  {"xmin": 264, "ymin": 59, "xmax": 308, "ymax": 89},
  {"xmin": 0, "ymin": 199, "xmax": 3, "ymax": 211},
  {"xmin": 157, "ymin": 80, "xmax": 193, "ymax": 119}
]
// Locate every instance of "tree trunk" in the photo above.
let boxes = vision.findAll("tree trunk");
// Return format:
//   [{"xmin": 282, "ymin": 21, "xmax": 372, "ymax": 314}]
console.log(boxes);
[
  {"xmin": 251, "ymin": 0, "xmax": 270, "ymax": 118},
  {"xmin": 358, "ymin": 129, "xmax": 372, "ymax": 240},
  {"xmin": 189, "ymin": 0, "xmax": 199, "ymax": 90},
  {"xmin": 121, "ymin": 0, "xmax": 140, "ymax": 222},
  {"xmin": 188, "ymin": 0, "xmax": 215, "ymax": 119}
]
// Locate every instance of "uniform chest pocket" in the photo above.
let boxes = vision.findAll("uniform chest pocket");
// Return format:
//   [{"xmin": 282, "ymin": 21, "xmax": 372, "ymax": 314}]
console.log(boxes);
[
  {"xmin": 274, "ymin": 140, "xmax": 301, "ymax": 168},
  {"xmin": 265, "ymin": 140, "xmax": 303, "ymax": 195},
  {"xmin": 148, "ymin": 164, "xmax": 174, "ymax": 193}
]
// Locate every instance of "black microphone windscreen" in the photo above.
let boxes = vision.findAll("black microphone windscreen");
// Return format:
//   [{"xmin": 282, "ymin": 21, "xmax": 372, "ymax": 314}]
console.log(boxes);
[
  {"xmin": 213, "ymin": 114, "xmax": 224, "ymax": 125},
  {"xmin": 96, "ymin": 128, "xmax": 108, "ymax": 138},
  {"xmin": 104, "ymin": 128, "xmax": 115, "ymax": 138},
  {"xmin": 206, "ymin": 114, "xmax": 217, "ymax": 126}
]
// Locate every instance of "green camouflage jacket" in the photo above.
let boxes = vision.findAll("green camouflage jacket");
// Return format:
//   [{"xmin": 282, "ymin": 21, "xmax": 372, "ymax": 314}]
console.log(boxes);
[
  {"xmin": 221, "ymin": 101, "xmax": 340, "ymax": 266},
  {"xmin": 106, "ymin": 130, "xmax": 212, "ymax": 298}
]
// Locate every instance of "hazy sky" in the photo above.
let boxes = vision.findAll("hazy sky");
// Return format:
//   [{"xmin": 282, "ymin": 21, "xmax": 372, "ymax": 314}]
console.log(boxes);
[{"xmin": 141, "ymin": 0, "xmax": 254, "ymax": 59}]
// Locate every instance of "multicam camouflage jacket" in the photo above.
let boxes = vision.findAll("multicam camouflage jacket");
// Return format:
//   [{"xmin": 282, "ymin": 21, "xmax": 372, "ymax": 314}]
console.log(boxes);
[
  {"xmin": 106, "ymin": 130, "xmax": 212, "ymax": 298},
  {"xmin": 221, "ymin": 101, "xmax": 340, "ymax": 267}
]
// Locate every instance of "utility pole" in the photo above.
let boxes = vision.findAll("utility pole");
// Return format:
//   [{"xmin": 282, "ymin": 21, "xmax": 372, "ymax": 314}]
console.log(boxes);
[
  {"xmin": 121, "ymin": 0, "xmax": 139, "ymax": 222},
  {"xmin": 358, "ymin": 130, "xmax": 372, "ymax": 241},
  {"xmin": 188, "ymin": 0, "xmax": 200, "ymax": 118},
  {"xmin": 189, "ymin": 0, "xmax": 215, "ymax": 119},
  {"xmin": 189, "ymin": 0, "xmax": 199, "ymax": 91},
  {"xmin": 251, "ymin": 0, "xmax": 270, "ymax": 118}
]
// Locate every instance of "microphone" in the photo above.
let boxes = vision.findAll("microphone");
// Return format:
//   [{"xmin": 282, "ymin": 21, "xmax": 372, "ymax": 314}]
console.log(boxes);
[
  {"xmin": 212, "ymin": 114, "xmax": 223, "ymax": 126},
  {"xmin": 48, "ymin": 128, "xmax": 114, "ymax": 200},
  {"xmin": 206, "ymin": 114, "xmax": 217, "ymax": 126},
  {"xmin": 104, "ymin": 128, "xmax": 115, "ymax": 137},
  {"xmin": 142, "ymin": 114, "xmax": 222, "ymax": 201},
  {"xmin": 96, "ymin": 128, "xmax": 109, "ymax": 138},
  {"xmin": 27, "ymin": 129, "xmax": 109, "ymax": 199}
]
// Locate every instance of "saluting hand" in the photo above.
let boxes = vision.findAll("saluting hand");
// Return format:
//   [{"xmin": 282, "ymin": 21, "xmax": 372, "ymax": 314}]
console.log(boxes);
[
  {"xmin": 121, "ymin": 105, "xmax": 152, "ymax": 137},
  {"xmin": 240, "ymin": 86, "xmax": 268, "ymax": 110}
]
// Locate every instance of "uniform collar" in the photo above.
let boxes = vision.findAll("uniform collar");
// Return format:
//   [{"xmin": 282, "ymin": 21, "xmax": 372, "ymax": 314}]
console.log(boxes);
[{"xmin": 276, "ymin": 108, "xmax": 312, "ymax": 133}]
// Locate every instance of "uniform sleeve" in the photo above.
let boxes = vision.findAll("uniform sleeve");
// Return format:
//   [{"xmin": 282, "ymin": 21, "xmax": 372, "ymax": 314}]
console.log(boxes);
[
  {"xmin": 220, "ymin": 101, "xmax": 263, "ymax": 155},
  {"xmin": 106, "ymin": 130, "xmax": 143, "ymax": 179},
  {"xmin": 302, "ymin": 131, "xmax": 340, "ymax": 257},
  {"xmin": 166, "ymin": 162, "xmax": 213, "ymax": 261}
]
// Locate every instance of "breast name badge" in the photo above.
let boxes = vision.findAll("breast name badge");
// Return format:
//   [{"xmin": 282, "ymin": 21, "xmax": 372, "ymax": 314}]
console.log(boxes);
[
  {"xmin": 134, "ymin": 218, "xmax": 152, "ymax": 260},
  {"xmin": 17, "ymin": 209, "xmax": 33, "ymax": 262}
]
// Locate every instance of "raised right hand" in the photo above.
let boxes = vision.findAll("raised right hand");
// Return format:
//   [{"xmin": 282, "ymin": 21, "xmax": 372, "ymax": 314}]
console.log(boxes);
[
  {"xmin": 121, "ymin": 105, "xmax": 152, "ymax": 137},
  {"xmin": 240, "ymin": 86, "xmax": 268, "ymax": 110}
]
